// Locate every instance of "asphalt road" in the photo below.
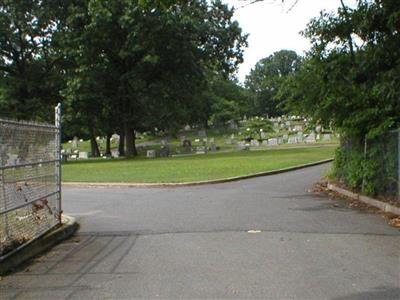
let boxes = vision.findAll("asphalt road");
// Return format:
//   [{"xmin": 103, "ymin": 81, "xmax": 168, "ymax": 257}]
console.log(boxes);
[{"xmin": 1, "ymin": 164, "xmax": 399, "ymax": 299}]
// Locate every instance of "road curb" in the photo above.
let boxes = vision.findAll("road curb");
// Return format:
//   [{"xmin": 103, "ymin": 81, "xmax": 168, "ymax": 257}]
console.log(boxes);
[
  {"xmin": 327, "ymin": 183, "xmax": 400, "ymax": 216},
  {"xmin": 62, "ymin": 158, "xmax": 334, "ymax": 188},
  {"xmin": 0, "ymin": 215, "xmax": 79, "ymax": 276}
]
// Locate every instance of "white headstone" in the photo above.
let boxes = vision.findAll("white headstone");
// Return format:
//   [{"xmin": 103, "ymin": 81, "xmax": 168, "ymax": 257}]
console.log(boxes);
[
  {"xmin": 146, "ymin": 150, "xmax": 156, "ymax": 158},
  {"xmin": 79, "ymin": 152, "xmax": 89, "ymax": 159},
  {"xmin": 111, "ymin": 150, "xmax": 119, "ymax": 158}
]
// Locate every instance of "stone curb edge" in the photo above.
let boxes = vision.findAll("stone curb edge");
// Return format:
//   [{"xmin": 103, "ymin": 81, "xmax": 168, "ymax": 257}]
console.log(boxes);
[
  {"xmin": 0, "ymin": 215, "xmax": 79, "ymax": 276},
  {"xmin": 62, "ymin": 158, "xmax": 334, "ymax": 188},
  {"xmin": 327, "ymin": 183, "xmax": 400, "ymax": 216}
]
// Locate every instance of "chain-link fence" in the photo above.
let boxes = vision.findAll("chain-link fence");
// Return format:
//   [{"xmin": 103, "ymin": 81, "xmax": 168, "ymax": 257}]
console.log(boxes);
[
  {"xmin": 335, "ymin": 129, "xmax": 399, "ymax": 202},
  {"xmin": 0, "ymin": 104, "xmax": 61, "ymax": 257},
  {"xmin": 364, "ymin": 129, "xmax": 399, "ymax": 201}
]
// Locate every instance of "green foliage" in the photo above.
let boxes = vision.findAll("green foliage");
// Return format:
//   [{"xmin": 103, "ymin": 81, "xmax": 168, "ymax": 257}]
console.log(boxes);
[
  {"xmin": 210, "ymin": 97, "xmax": 241, "ymax": 126},
  {"xmin": 207, "ymin": 76, "xmax": 250, "ymax": 126},
  {"xmin": 60, "ymin": 0, "xmax": 247, "ymax": 156},
  {"xmin": 245, "ymin": 50, "xmax": 301, "ymax": 117},
  {"xmin": 0, "ymin": 0, "xmax": 67, "ymax": 121},
  {"xmin": 242, "ymin": 117, "xmax": 273, "ymax": 141},
  {"xmin": 285, "ymin": 0, "xmax": 400, "ymax": 197}
]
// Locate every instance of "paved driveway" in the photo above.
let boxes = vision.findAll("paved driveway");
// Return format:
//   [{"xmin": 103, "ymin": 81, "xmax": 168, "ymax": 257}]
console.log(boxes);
[{"xmin": 1, "ymin": 164, "xmax": 399, "ymax": 299}]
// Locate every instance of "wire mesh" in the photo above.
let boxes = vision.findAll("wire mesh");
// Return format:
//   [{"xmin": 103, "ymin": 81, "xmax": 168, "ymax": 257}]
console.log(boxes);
[
  {"xmin": 365, "ymin": 129, "xmax": 400, "ymax": 201},
  {"xmin": 0, "ymin": 113, "xmax": 61, "ymax": 257},
  {"xmin": 338, "ymin": 129, "xmax": 400, "ymax": 202}
]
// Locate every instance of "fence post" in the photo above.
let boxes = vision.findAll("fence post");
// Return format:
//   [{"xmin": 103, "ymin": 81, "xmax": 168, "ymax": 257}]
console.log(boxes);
[
  {"xmin": 1, "ymin": 167, "xmax": 9, "ymax": 239},
  {"xmin": 55, "ymin": 103, "xmax": 62, "ymax": 224},
  {"xmin": 361, "ymin": 135, "xmax": 367, "ymax": 194}
]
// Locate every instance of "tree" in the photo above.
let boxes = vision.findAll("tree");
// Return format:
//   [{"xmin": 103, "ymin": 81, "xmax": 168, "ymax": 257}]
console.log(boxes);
[
  {"xmin": 245, "ymin": 50, "xmax": 301, "ymax": 117},
  {"xmin": 62, "ymin": 0, "xmax": 247, "ymax": 157},
  {"xmin": 0, "ymin": 0, "xmax": 68, "ymax": 121},
  {"xmin": 242, "ymin": 117, "xmax": 273, "ymax": 141},
  {"xmin": 282, "ymin": 0, "xmax": 400, "ymax": 196}
]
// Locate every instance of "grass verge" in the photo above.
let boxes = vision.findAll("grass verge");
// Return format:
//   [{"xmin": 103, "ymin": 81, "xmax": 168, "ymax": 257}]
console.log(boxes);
[{"xmin": 62, "ymin": 146, "xmax": 336, "ymax": 183}]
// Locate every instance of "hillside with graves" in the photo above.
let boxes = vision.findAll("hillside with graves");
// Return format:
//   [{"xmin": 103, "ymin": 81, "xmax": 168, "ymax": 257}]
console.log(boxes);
[{"xmin": 62, "ymin": 116, "xmax": 337, "ymax": 161}]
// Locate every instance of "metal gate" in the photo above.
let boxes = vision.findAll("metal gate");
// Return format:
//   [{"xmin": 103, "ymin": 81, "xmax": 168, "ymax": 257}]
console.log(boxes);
[{"xmin": 0, "ymin": 104, "xmax": 62, "ymax": 257}]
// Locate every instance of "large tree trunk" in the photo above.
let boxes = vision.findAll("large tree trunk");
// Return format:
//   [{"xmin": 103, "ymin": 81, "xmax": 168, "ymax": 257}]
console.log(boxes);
[
  {"xmin": 105, "ymin": 133, "xmax": 112, "ymax": 156},
  {"xmin": 118, "ymin": 128, "xmax": 125, "ymax": 157},
  {"xmin": 90, "ymin": 128, "xmax": 100, "ymax": 157},
  {"xmin": 124, "ymin": 123, "xmax": 137, "ymax": 157}
]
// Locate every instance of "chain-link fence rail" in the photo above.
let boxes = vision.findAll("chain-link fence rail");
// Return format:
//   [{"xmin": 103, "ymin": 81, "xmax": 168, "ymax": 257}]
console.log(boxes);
[
  {"xmin": 0, "ymin": 104, "xmax": 61, "ymax": 257},
  {"xmin": 335, "ymin": 129, "xmax": 399, "ymax": 202}
]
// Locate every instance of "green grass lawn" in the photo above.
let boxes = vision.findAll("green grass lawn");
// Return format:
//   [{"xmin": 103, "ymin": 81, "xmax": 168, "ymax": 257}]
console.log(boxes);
[{"xmin": 62, "ymin": 146, "xmax": 336, "ymax": 183}]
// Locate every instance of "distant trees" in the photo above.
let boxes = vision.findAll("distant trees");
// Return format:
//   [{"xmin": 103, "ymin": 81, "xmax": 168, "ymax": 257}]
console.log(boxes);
[{"xmin": 245, "ymin": 50, "xmax": 301, "ymax": 117}]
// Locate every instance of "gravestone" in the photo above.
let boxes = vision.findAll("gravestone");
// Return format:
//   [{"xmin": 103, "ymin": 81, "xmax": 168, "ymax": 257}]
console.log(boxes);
[
  {"xmin": 297, "ymin": 133, "xmax": 304, "ymax": 142},
  {"xmin": 322, "ymin": 134, "xmax": 331, "ymax": 141},
  {"xmin": 283, "ymin": 134, "xmax": 289, "ymax": 142},
  {"xmin": 250, "ymin": 139, "xmax": 260, "ymax": 147},
  {"xmin": 111, "ymin": 133, "xmax": 120, "ymax": 144},
  {"xmin": 198, "ymin": 130, "xmax": 207, "ymax": 137},
  {"xmin": 146, "ymin": 150, "xmax": 156, "ymax": 158},
  {"xmin": 294, "ymin": 125, "xmax": 303, "ymax": 131},
  {"xmin": 227, "ymin": 120, "xmax": 238, "ymax": 129},
  {"xmin": 260, "ymin": 132, "xmax": 267, "ymax": 139},
  {"xmin": 268, "ymin": 138, "xmax": 278, "ymax": 146},
  {"xmin": 159, "ymin": 145, "xmax": 170, "ymax": 157},
  {"xmin": 182, "ymin": 139, "xmax": 192, "ymax": 153},
  {"xmin": 209, "ymin": 137, "xmax": 215, "ymax": 143},
  {"xmin": 237, "ymin": 141, "xmax": 248, "ymax": 150},
  {"xmin": 210, "ymin": 143, "xmax": 217, "ymax": 152},
  {"xmin": 196, "ymin": 146, "xmax": 206, "ymax": 154},
  {"xmin": 305, "ymin": 133, "xmax": 316, "ymax": 143},
  {"xmin": 184, "ymin": 124, "xmax": 191, "ymax": 131},
  {"xmin": 262, "ymin": 140, "xmax": 269, "ymax": 147},
  {"xmin": 111, "ymin": 150, "xmax": 119, "ymax": 158},
  {"xmin": 288, "ymin": 136, "xmax": 298, "ymax": 144},
  {"xmin": 79, "ymin": 152, "xmax": 89, "ymax": 159}
]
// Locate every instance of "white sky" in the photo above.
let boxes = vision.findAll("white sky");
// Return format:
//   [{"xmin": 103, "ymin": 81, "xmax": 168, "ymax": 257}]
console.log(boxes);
[{"xmin": 223, "ymin": 0, "xmax": 357, "ymax": 82}]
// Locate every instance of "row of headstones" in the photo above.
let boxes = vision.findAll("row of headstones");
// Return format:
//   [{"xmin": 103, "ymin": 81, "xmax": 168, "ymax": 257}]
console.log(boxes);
[{"xmin": 232, "ymin": 133, "xmax": 332, "ymax": 149}]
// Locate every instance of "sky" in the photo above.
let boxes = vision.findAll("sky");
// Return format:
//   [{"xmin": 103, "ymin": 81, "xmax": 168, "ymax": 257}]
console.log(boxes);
[{"xmin": 223, "ymin": 0, "xmax": 357, "ymax": 82}]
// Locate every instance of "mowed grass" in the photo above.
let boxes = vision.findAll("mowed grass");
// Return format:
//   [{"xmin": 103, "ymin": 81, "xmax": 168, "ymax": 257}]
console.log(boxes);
[{"xmin": 62, "ymin": 146, "xmax": 336, "ymax": 183}]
